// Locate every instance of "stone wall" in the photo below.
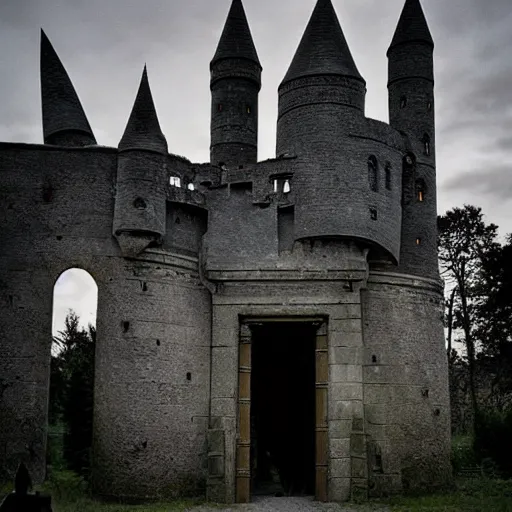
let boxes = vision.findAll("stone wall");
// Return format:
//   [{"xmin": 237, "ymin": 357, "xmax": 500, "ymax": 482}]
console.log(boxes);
[{"xmin": 362, "ymin": 272, "xmax": 451, "ymax": 495}]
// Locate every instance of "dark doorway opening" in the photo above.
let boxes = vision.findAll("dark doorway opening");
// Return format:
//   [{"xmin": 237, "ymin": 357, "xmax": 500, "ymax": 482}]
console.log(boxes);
[{"xmin": 250, "ymin": 323, "xmax": 316, "ymax": 497}]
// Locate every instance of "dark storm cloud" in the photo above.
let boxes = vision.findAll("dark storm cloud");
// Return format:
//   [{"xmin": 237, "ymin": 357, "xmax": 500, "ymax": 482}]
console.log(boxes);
[{"xmin": 444, "ymin": 165, "xmax": 512, "ymax": 200}]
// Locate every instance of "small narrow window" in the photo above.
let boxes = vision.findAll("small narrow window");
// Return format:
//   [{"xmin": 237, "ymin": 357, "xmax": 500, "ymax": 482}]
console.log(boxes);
[
  {"xmin": 273, "ymin": 179, "xmax": 279, "ymax": 193},
  {"xmin": 246, "ymin": 105, "xmax": 252, "ymax": 114},
  {"xmin": 370, "ymin": 208, "xmax": 378, "ymax": 221},
  {"xmin": 368, "ymin": 156, "xmax": 378, "ymax": 192},
  {"xmin": 400, "ymin": 96, "xmax": 407, "ymax": 109},
  {"xmin": 217, "ymin": 104, "xmax": 223, "ymax": 112},
  {"xmin": 133, "ymin": 197, "xmax": 147, "ymax": 210},
  {"xmin": 283, "ymin": 180, "xmax": 291, "ymax": 194},
  {"xmin": 427, "ymin": 99, "xmax": 432, "ymax": 112},
  {"xmin": 187, "ymin": 183, "xmax": 195, "ymax": 191},
  {"xmin": 170, "ymin": 176, "xmax": 181, "ymax": 187},
  {"xmin": 423, "ymin": 134, "xmax": 431, "ymax": 156},
  {"xmin": 385, "ymin": 164, "xmax": 392, "ymax": 190},
  {"xmin": 416, "ymin": 179, "xmax": 426, "ymax": 202},
  {"xmin": 416, "ymin": 238, "xmax": 422, "ymax": 245}
]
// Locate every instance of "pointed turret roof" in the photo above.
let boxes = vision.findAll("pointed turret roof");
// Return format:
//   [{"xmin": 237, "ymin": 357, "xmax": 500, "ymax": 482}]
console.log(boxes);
[
  {"xmin": 211, "ymin": 0, "xmax": 260, "ymax": 67},
  {"xmin": 119, "ymin": 66, "xmax": 168, "ymax": 154},
  {"xmin": 389, "ymin": 0, "xmax": 433, "ymax": 51},
  {"xmin": 40, "ymin": 29, "xmax": 96, "ymax": 143},
  {"xmin": 281, "ymin": 0, "xmax": 363, "ymax": 86}
]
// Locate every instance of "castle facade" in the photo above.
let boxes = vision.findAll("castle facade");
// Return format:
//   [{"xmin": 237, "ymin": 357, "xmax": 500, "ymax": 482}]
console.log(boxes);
[{"xmin": 0, "ymin": 0, "xmax": 451, "ymax": 502}]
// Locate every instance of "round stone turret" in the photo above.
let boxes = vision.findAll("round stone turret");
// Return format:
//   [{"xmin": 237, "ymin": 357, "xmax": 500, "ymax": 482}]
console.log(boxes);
[
  {"xmin": 113, "ymin": 67, "xmax": 168, "ymax": 257},
  {"xmin": 210, "ymin": 0, "xmax": 261, "ymax": 168},
  {"xmin": 387, "ymin": 0, "xmax": 437, "ymax": 278},
  {"xmin": 276, "ymin": 0, "xmax": 366, "ymax": 156}
]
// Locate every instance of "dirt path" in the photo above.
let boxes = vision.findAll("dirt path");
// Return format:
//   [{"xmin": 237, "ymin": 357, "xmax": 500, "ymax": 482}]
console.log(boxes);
[{"xmin": 188, "ymin": 496, "xmax": 390, "ymax": 511}]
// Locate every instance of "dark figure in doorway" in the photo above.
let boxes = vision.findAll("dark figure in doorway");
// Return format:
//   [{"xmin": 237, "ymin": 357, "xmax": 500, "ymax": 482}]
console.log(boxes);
[{"xmin": 0, "ymin": 463, "xmax": 52, "ymax": 512}]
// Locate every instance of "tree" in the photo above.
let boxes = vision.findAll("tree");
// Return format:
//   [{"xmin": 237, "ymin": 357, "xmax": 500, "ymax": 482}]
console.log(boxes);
[
  {"xmin": 474, "ymin": 236, "xmax": 512, "ymax": 410},
  {"xmin": 438, "ymin": 205, "xmax": 500, "ymax": 431},
  {"xmin": 50, "ymin": 311, "xmax": 96, "ymax": 474}
]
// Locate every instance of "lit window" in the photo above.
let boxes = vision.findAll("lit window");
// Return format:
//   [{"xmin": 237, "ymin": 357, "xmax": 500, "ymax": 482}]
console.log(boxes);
[
  {"xmin": 273, "ymin": 179, "xmax": 279, "ymax": 193},
  {"xmin": 187, "ymin": 183, "xmax": 195, "ymax": 191},
  {"xmin": 283, "ymin": 180, "xmax": 291, "ymax": 194},
  {"xmin": 416, "ymin": 238, "xmax": 422, "ymax": 245},
  {"xmin": 385, "ymin": 164, "xmax": 392, "ymax": 190},
  {"xmin": 170, "ymin": 176, "xmax": 181, "ymax": 187},
  {"xmin": 416, "ymin": 179, "xmax": 426, "ymax": 202},
  {"xmin": 368, "ymin": 156, "xmax": 378, "ymax": 192},
  {"xmin": 246, "ymin": 105, "xmax": 251, "ymax": 114}
]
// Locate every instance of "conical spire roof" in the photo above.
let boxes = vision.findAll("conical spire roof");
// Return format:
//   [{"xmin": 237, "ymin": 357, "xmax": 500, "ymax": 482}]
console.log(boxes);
[
  {"xmin": 389, "ymin": 0, "xmax": 433, "ymax": 51},
  {"xmin": 211, "ymin": 0, "xmax": 260, "ymax": 67},
  {"xmin": 119, "ymin": 66, "xmax": 168, "ymax": 154},
  {"xmin": 282, "ymin": 0, "xmax": 363, "ymax": 86},
  {"xmin": 40, "ymin": 29, "xmax": 96, "ymax": 143}
]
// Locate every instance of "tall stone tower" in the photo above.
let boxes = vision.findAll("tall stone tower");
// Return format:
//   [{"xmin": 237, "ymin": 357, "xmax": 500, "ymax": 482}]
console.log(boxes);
[
  {"xmin": 210, "ymin": 0, "xmax": 261, "ymax": 167},
  {"xmin": 0, "ymin": 0, "xmax": 451, "ymax": 504}
]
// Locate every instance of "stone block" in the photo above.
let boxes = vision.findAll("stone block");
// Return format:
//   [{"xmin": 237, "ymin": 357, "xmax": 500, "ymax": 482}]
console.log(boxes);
[
  {"xmin": 211, "ymin": 347, "xmax": 238, "ymax": 399},
  {"xmin": 329, "ymin": 420, "xmax": 352, "ymax": 439},
  {"xmin": 350, "ymin": 432, "xmax": 366, "ymax": 456},
  {"xmin": 330, "ymin": 364, "xmax": 362, "ymax": 383},
  {"xmin": 351, "ymin": 457, "xmax": 368, "ymax": 479},
  {"xmin": 328, "ymin": 477, "xmax": 351, "ymax": 502},
  {"xmin": 329, "ymin": 438, "xmax": 350, "ymax": 458},
  {"xmin": 331, "ymin": 400, "xmax": 364, "ymax": 420},
  {"xmin": 329, "ymin": 346, "xmax": 363, "ymax": 365},
  {"xmin": 329, "ymin": 330, "xmax": 364, "ymax": 347},
  {"xmin": 330, "ymin": 382, "xmax": 363, "ymax": 401},
  {"xmin": 330, "ymin": 458, "xmax": 351, "ymax": 478}
]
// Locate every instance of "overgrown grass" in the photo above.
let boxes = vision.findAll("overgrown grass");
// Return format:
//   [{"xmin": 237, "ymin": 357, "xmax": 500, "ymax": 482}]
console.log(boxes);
[
  {"xmin": 1, "ymin": 470, "xmax": 211, "ymax": 512},
  {"xmin": 384, "ymin": 478, "xmax": 512, "ymax": 511}
]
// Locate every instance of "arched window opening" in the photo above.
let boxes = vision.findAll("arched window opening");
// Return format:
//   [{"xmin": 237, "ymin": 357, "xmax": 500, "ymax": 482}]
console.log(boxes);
[
  {"xmin": 170, "ymin": 176, "xmax": 181, "ymax": 187},
  {"xmin": 51, "ymin": 269, "xmax": 97, "ymax": 474},
  {"xmin": 368, "ymin": 156, "xmax": 378, "ymax": 192},
  {"xmin": 416, "ymin": 179, "xmax": 426, "ymax": 202},
  {"xmin": 423, "ymin": 134, "xmax": 431, "ymax": 156},
  {"xmin": 385, "ymin": 164, "xmax": 392, "ymax": 190},
  {"xmin": 272, "ymin": 177, "xmax": 292, "ymax": 195},
  {"xmin": 187, "ymin": 183, "xmax": 195, "ymax": 191},
  {"xmin": 400, "ymin": 96, "xmax": 407, "ymax": 109}
]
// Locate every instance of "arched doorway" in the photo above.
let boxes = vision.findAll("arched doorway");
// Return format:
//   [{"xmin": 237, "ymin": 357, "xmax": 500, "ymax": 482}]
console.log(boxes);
[{"xmin": 49, "ymin": 269, "xmax": 98, "ymax": 476}]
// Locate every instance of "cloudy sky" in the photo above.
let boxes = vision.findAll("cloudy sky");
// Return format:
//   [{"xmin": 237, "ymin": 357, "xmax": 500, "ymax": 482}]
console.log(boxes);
[{"xmin": 1, "ymin": 0, "xmax": 511, "ymax": 331}]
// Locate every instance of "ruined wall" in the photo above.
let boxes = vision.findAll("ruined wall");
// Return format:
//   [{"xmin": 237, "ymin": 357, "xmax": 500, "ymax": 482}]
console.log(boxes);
[
  {"xmin": 0, "ymin": 143, "xmax": 117, "ymax": 482},
  {"xmin": 362, "ymin": 272, "xmax": 451, "ymax": 495},
  {"xmin": 0, "ymin": 143, "xmax": 212, "ymax": 498}
]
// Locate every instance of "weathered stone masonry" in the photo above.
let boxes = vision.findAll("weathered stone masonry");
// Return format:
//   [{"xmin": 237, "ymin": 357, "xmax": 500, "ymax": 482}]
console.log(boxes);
[{"xmin": 0, "ymin": 0, "xmax": 451, "ymax": 502}]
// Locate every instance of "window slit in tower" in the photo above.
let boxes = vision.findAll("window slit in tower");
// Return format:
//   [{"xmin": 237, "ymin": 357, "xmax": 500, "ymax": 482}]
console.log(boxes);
[
  {"xmin": 368, "ymin": 156, "xmax": 378, "ymax": 192},
  {"xmin": 400, "ymin": 96, "xmax": 407, "ymax": 109},
  {"xmin": 423, "ymin": 134, "xmax": 431, "ymax": 156},
  {"xmin": 385, "ymin": 164, "xmax": 392, "ymax": 190}
]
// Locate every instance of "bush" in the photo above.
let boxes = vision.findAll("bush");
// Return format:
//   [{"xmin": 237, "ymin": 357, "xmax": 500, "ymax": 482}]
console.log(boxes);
[{"xmin": 474, "ymin": 408, "xmax": 512, "ymax": 477}]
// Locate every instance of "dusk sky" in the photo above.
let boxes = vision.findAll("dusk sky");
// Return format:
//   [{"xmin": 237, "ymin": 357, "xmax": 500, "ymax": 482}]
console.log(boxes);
[{"xmin": 0, "ymin": 0, "xmax": 510, "ymax": 332}]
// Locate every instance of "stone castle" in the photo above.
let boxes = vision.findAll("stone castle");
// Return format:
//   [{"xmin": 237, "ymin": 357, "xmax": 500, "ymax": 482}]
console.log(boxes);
[{"xmin": 0, "ymin": 0, "xmax": 452, "ymax": 503}]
